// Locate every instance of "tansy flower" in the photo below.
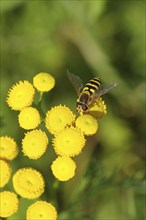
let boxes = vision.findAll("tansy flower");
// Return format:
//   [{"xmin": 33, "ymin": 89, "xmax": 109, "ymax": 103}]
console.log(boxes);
[
  {"xmin": 18, "ymin": 107, "xmax": 41, "ymax": 130},
  {"xmin": 45, "ymin": 105, "xmax": 75, "ymax": 134},
  {"xmin": 53, "ymin": 127, "xmax": 85, "ymax": 157},
  {"xmin": 0, "ymin": 191, "xmax": 19, "ymax": 218},
  {"xmin": 51, "ymin": 156, "xmax": 76, "ymax": 181},
  {"xmin": 76, "ymin": 114, "xmax": 98, "ymax": 136},
  {"xmin": 88, "ymin": 98, "xmax": 107, "ymax": 119},
  {"xmin": 0, "ymin": 136, "xmax": 18, "ymax": 160},
  {"xmin": 27, "ymin": 201, "xmax": 57, "ymax": 220},
  {"xmin": 22, "ymin": 129, "xmax": 49, "ymax": 159},
  {"xmin": 0, "ymin": 159, "xmax": 11, "ymax": 188},
  {"xmin": 13, "ymin": 168, "xmax": 45, "ymax": 199},
  {"xmin": 33, "ymin": 72, "xmax": 55, "ymax": 92},
  {"xmin": 6, "ymin": 81, "xmax": 35, "ymax": 111}
]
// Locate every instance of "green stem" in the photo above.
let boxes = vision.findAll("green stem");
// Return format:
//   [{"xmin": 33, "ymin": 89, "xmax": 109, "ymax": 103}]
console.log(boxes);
[
  {"xmin": 53, "ymin": 179, "xmax": 60, "ymax": 190},
  {"xmin": 33, "ymin": 92, "xmax": 46, "ymax": 119},
  {"xmin": 37, "ymin": 106, "xmax": 46, "ymax": 120},
  {"xmin": 38, "ymin": 91, "xmax": 43, "ymax": 104},
  {"xmin": 51, "ymin": 179, "xmax": 61, "ymax": 210}
]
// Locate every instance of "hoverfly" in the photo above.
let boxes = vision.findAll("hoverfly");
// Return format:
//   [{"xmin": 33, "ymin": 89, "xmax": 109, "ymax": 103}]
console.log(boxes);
[{"xmin": 67, "ymin": 71, "xmax": 118, "ymax": 113}]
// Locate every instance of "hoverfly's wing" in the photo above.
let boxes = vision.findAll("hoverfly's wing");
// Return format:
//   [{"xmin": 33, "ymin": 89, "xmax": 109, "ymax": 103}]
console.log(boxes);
[
  {"xmin": 92, "ymin": 82, "xmax": 118, "ymax": 101},
  {"xmin": 67, "ymin": 70, "xmax": 84, "ymax": 96}
]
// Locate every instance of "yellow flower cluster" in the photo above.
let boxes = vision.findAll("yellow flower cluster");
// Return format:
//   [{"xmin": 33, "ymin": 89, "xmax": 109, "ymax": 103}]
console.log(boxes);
[
  {"xmin": 2, "ymin": 72, "xmax": 107, "ymax": 219},
  {"xmin": 18, "ymin": 107, "xmax": 41, "ymax": 130},
  {"xmin": 0, "ymin": 159, "xmax": 11, "ymax": 188},
  {"xmin": 51, "ymin": 156, "xmax": 76, "ymax": 181},
  {"xmin": 44, "ymin": 97, "xmax": 106, "ymax": 182},
  {"xmin": 45, "ymin": 105, "xmax": 75, "ymax": 134},
  {"xmin": 0, "ymin": 136, "xmax": 18, "ymax": 189},
  {"xmin": 6, "ymin": 72, "xmax": 54, "ymax": 160},
  {"xmin": 1, "ymin": 72, "xmax": 58, "ymax": 219},
  {"xmin": 13, "ymin": 168, "xmax": 45, "ymax": 199},
  {"xmin": 0, "ymin": 191, "xmax": 19, "ymax": 218},
  {"xmin": 27, "ymin": 201, "xmax": 57, "ymax": 220},
  {"xmin": 22, "ymin": 129, "xmax": 49, "ymax": 159},
  {"xmin": 0, "ymin": 136, "xmax": 19, "ymax": 218},
  {"xmin": 0, "ymin": 136, "xmax": 18, "ymax": 160}
]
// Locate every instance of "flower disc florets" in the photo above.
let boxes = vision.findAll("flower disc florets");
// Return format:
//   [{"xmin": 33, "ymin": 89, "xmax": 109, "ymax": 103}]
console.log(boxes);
[
  {"xmin": 0, "ymin": 191, "xmax": 19, "ymax": 218},
  {"xmin": 88, "ymin": 98, "xmax": 107, "ymax": 119},
  {"xmin": 0, "ymin": 159, "xmax": 11, "ymax": 188},
  {"xmin": 51, "ymin": 156, "xmax": 76, "ymax": 181},
  {"xmin": 22, "ymin": 129, "xmax": 49, "ymax": 159},
  {"xmin": 13, "ymin": 167, "xmax": 45, "ymax": 199},
  {"xmin": 33, "ymin": 72, "xmax": 55, "ymax": 92},
  {"xmin": 27, "ymin": 201, "xmax": 57, "ymax": 220},
  {"xmin": 0, "ymin": 136, "xmax": 18, "ymax": 160},
  {"xmin": 6, "ymin": 81, "xmax": 35, "ymax": 111},
  {"xmin": 45, "ymin": 105, "xmax": 75, "ymax": 134},
  {"xmin": 18, "ymin": 107, "xmax": 41, "ymax": 130},
  {"xmin": 53, "ymin": 126, "xmax": 85, "ymax": 157},
  {"xmin": 76, "ymin": 114, "xmax": 98, "ymax": 136}
]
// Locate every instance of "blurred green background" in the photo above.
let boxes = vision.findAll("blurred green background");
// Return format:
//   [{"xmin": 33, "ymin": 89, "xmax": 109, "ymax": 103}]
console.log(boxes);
[{"xmin": 1, "ymin": 0, "xmax": 145, "ymax": 219}]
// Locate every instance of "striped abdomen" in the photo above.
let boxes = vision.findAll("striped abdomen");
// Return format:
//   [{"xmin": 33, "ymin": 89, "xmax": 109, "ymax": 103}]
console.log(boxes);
[{"xmin": 82, "ymin": 78, "xmax": 101, "ymax": 95}]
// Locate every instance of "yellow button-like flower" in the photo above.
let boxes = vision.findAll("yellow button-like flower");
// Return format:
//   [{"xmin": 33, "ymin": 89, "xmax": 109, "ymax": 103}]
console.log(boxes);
[
  {"xmin": 13, "ymin": 168, "xmax": 45, "ymax": 199},
  {"xmin": 45, "ymin": 105, "xmax": 75, "ymax": 134},
  {"xmin": 51, "ymin": 156, "xmax": 76, "ymax": 181},
  {"xmin": 18, "ymin": 107, "xmax": 41, "ymax": 130},
  {"xmin": 0, "ymin": 136, "xmax": 18, "ymax": 160},
  {"xmin": 22, "ymin": 129, "xmax": 49, "ymax": 159},
  {"xmin": 53, "ymin": 127, "xmax": 85, "ymax": 157},
  {"xmin": 0, "ymin": 191, "xmax": 19, "ymax": 218},
  {"xmin": 33, "ymin": 72, "xmax": 55, "ymax": 92},
  {"xmin": 27, "ymin": 201, "xmax": 57, "ymax": 220},
  {"xmin": 76, "ymin": 114, "xmax": 98, "ymax": 136},
  {"xmin": 0, "ymin": 159, "xmax": 11, "ymax": 188},
  {"xmin": 88, "ymin": 98, "xmax": 107, "ymax": 119},
  {"xmin": 6, "ymin": 81, "xmax": 35, "ymax": 111}
]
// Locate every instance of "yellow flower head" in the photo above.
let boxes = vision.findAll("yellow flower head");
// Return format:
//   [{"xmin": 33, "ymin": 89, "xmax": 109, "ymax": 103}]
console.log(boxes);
[
  {"xmin": 0, "ymin": 159, "xmax": 11, "ymax": 188},
  {"xmin": 6, "ymin": 81, "xmax": 35, "ymax": 111},
  {"xmin": 76, "ymin": 114, "xmax": 98, "ymax": 136},
  {"xmin": 0, "ymin": 191, "xmax": 19, "ymax": 218},
  {"xmin": 0, "ymin": 136, "xmax": 18, "ymax": 160},
  {"xmin": 13, "ymin": 167, "xmax": 45, "ymax": 199},
  {"xmin": 51, "ymin": 156, "xmax": 76, "ymax": 181},
  {"xmin": 45, "ymin": 105, "xmax": 75, "ymax": 134},
  {"xmin": 53, "ymin": 127, "xmax": 85, "ymax": 157},
  {"xmin": 22, "ymin": 129, "xmax": 49, "ymax": 160},
  {"xmin": 18, "ymin": 107, "xmax": 41, "ymax": 130},
  {"xmin": 27, "ymin": 201, "xmax": 57, "ymax": 220},
  {"xmin": 88, "ymin": 98, "xmax": 107, "ymax": 119},
  {"xmin": 33, "ymin": 72, "xmax": 55, "ymax": 92}
]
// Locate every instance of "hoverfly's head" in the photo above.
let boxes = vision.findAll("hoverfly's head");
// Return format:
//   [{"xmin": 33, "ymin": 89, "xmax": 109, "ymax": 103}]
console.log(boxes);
[{"xmin": 76, "ymin": 102, "xmax": 88, "ymax": 113}]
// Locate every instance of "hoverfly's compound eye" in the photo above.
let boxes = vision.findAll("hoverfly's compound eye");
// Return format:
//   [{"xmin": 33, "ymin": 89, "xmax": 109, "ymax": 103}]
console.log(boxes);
[
  {"xmin": 76, "ymin": 102, "xmax": 88, "ymax": 112},
  {"xmin": 82, "ymin": 104, "xmax": 88, "ymax": 111}
]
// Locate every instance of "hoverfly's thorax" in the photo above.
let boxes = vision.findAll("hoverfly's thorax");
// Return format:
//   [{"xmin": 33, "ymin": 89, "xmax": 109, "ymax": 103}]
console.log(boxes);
[
  {"xmin": 79, "ymin": 92, "xmax": 89, "ymax": 104},
  {"xmin": 77, "ymin": 92, "xmax": 89, "ymax": 113}
]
